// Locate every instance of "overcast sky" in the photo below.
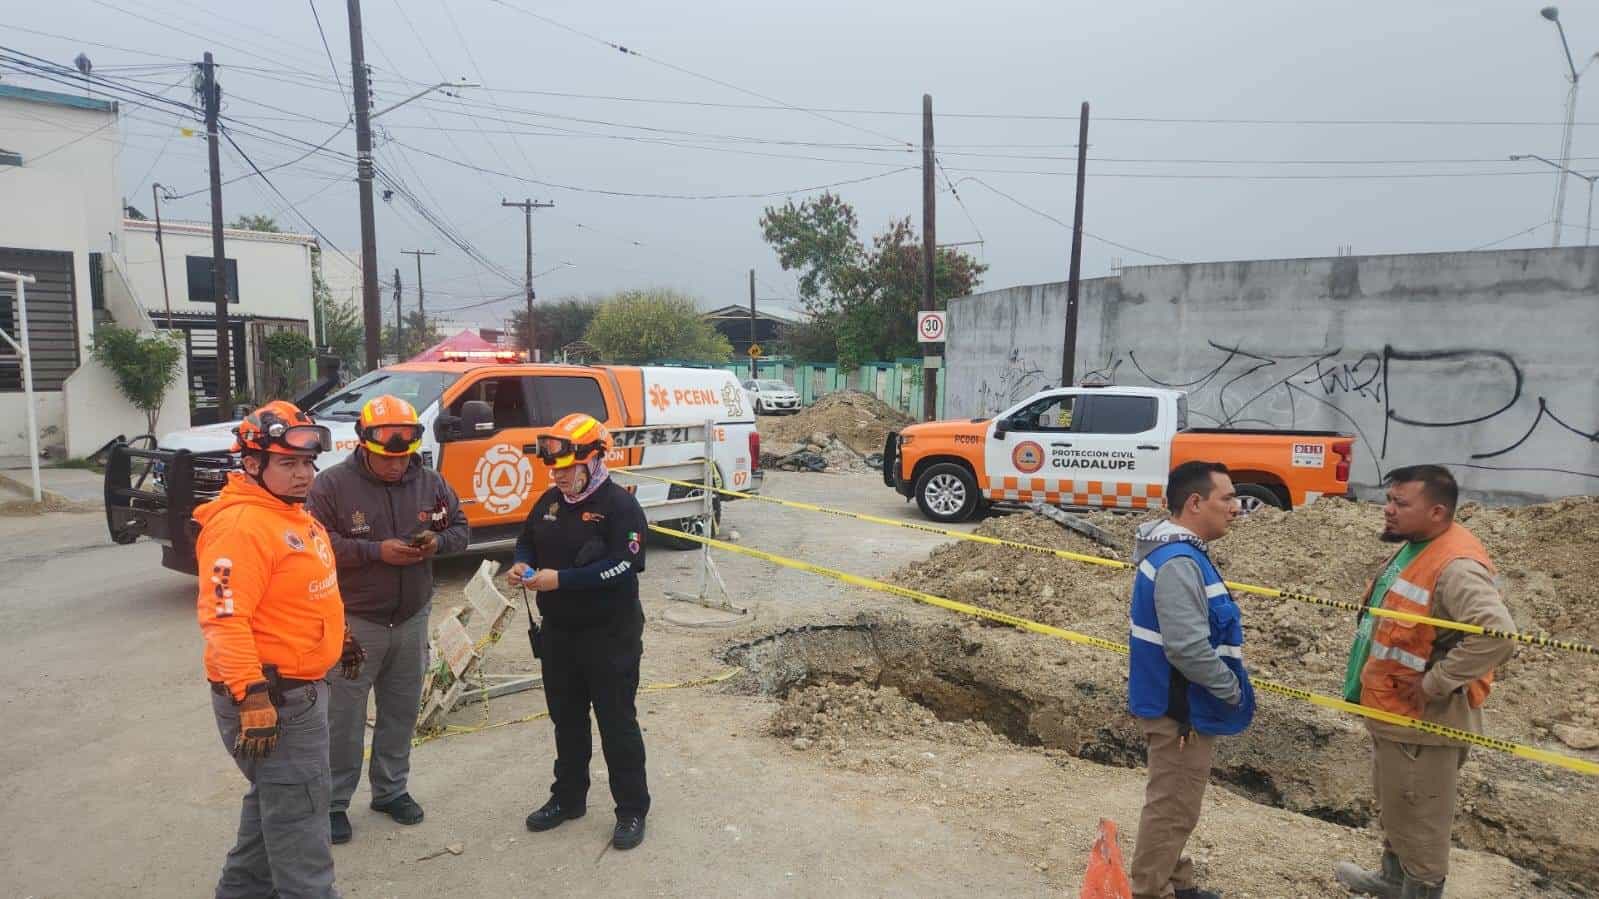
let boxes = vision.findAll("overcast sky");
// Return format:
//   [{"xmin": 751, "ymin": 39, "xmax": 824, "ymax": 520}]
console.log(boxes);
[{"xmin": 9, "ymin": 0, "xmax": 1598, "ymax": 329}]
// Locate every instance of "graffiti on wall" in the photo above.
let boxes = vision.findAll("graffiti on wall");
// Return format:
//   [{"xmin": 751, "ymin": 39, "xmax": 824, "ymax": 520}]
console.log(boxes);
[
  {"xmin": 1112, "ymin": 341, "xmax": 1599, "ymax": 483},
  {"xmin": 974, "ymin": 348, "xmax": 1050, "ymax": 417}
]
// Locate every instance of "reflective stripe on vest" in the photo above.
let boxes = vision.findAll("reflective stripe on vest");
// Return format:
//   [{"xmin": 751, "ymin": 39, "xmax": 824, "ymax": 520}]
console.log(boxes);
[{"xmin": 1368, "ymin": 641, "xmax": 1427, "ymax": 672}]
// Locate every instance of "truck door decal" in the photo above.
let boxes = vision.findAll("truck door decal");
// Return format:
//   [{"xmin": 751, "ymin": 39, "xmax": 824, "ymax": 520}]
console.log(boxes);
[{"xmin": 473, "ymin": 443, "xmax": 535, "ymax": 514}]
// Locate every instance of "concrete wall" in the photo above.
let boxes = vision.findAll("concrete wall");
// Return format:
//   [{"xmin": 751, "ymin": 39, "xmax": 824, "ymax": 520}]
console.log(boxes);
[
  {"xmin": 946, "ymin": 247, "xmax": 1599, "ymax": 503},
  {"xmin": 121, "ymin": 221, "xmax": 316, "ymax": 326}
]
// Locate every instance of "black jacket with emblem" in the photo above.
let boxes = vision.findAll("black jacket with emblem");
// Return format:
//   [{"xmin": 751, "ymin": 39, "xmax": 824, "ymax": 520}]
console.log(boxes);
[{"xmin": 307, "ymin": 450, "xmax": 470, "ymax": 626}]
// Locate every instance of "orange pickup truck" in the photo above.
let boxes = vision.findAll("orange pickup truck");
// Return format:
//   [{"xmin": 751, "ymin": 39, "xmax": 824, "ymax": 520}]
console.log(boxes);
[{"xmin": 883, "ymin": 385, "xmax": 1354, "ymax": 522}]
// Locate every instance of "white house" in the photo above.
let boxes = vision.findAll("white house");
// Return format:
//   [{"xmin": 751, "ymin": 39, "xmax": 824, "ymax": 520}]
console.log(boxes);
[
  {"xmin": 0, "ymin": 83, "xmax": 187, "ymax": 459},
  {"xmin": 122, "ymin": 218, "xmax": 323, "ymax": 415}
]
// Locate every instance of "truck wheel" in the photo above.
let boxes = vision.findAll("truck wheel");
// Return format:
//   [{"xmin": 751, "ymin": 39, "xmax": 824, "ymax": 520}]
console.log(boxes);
[
  {"xmin": 1236, "ymin": 483, "xmax": 1288, "ymax": 514},
  {"xmin": 915, "ymin": 463, "xmax": 979, "ymax": 523},
  {"xmin": 652, "ymin": 496, "xmax": 723, "ymax": 550}
]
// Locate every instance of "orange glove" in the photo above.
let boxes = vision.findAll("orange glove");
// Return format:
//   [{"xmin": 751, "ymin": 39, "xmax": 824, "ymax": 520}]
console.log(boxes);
[{"xmin": 233, "ymin": 685, "xmax": 279, "ymax": 759}]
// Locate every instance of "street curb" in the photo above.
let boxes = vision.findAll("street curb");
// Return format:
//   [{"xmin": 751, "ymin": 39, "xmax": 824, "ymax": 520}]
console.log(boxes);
[{"xmin": 0, "ymin": 470, "xmax": 81, "ymax": 508}]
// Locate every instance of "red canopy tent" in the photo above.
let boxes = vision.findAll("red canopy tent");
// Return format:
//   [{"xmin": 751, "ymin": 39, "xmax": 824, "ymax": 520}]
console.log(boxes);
[{"xmin": 408, "ymin": 329, "xmax": 500, "ymax": 362}]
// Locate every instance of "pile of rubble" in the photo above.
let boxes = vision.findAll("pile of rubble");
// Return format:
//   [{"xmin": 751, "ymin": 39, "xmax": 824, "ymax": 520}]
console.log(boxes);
[
  {"xmin": 761, "ymin": 431, "xmax": 883, "ymax": 473},
  {"xmin": 758, "ymin": 389, "xmax": 911, "ymax": 473}
]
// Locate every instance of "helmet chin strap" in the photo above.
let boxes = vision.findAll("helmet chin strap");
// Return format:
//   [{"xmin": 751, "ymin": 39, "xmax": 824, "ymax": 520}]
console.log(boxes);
[{"xmin": 245, "ymin": 452, "xmax": 311, "ymax": 505}]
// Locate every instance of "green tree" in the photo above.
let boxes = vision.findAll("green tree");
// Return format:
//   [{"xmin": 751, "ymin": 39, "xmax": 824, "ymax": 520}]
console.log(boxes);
[
  {"xmin": 508, "ymin": 296, "xmax": 601, "ymax": 359},
  {"xmin": 774, "ymin": 314, "xmax": 840, "ymax": 362},
  {"xmin": 381, "ymin": 310, "xmax": 443, "ymax": 361},
  {"xmin": 759, "ymin": 193, "xmax": 986, "ymax": 368},
  {"xmin": 229, "ymin": 214, "xmax": 280, "ymax": 233},
  {"xmin": 584, "ymin": 289, "xmax": 732, "ymax": 363},
  {"xmin": 263, "ymin": 329, "xmax": 315, "ymax": 398},
  {"xmin": 312, "ymin": 254, "xmax": 364, "ymax": 376},
  {"xmin": 91, "ymin": 325, "xmax": 183, "ymax": 436}
]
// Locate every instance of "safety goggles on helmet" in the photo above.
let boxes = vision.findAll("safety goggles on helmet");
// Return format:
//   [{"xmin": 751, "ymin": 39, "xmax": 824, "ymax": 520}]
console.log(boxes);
[
  {"xmin": 534, "ymin": 434, "xmax": 603, "ymax": 468},
  {"xmin": 269, "ymin": 422, "xmax": 334, "ymax": 454},
  {"xmin": 233, "ymin": 400, "xmax": 332, "ymax": 456},
  {"xmin": 361, "ymin": 423, "xmax": 424, "ymax": 456}
]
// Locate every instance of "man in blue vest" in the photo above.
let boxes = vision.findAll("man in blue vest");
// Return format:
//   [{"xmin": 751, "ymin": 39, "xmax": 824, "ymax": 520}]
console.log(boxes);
[{"xmin": 1128, "ymin": 460, "xmax": 1255, "ymax": 899}]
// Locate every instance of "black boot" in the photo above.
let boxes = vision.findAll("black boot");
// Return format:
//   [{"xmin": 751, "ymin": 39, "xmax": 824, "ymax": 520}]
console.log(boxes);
[
  {"xmin": 1174, "ymin": 888, "xmax": 1221, "ymax": 899},
  {"xmin": 329, "ymin": 811, "xmax": 352, "ymax": 845},
  {"xmin": 371, "ymin": 793, "xmax": 425, "ymax": 825},
  {"xmin": 1400, "ymin": 876, "xmax": 1444, "ymax": 899},
  {"xmin": 526, "ymin": 797, "xmax": 585, "ymax": 832},
  {"xmin": 612, "ymin": 815, "xmax": 646, "ymax": 850},
  {"xmin": 1334, "ymin": 850, "xmax": 1404, "ymax": 898}
]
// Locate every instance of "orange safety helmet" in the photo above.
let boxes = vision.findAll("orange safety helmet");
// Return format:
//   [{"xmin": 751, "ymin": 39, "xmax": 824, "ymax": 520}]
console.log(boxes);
[
  {"xmin": 358, "ymin": 394, "xmax": 424, "ymax": 456},
  {"xmin": 232, "ymin": 400, "xmax": 331, "ymax": 456},
  {"xmin": 534, "ymin": 412, "xmax": 611, "ymax": 469}
]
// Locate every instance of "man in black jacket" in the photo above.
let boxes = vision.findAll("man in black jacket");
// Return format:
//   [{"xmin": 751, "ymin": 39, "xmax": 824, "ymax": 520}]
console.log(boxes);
[
  {"xmin": 307, "ymin": 395, "xmax": 468, "ymax": 845},
  {"xmin": 506, "ymin": 412, "xmax": 651, "ymax": 851}
]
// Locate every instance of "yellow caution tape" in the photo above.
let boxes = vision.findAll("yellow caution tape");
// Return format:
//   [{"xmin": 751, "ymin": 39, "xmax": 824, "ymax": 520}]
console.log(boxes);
[
  {"xmin": 633, "ymin": 473, "xmax": 1597, "ymax": 657},
  {"xmin": 649, "ymin": 524, "xmax": 1599, "ymax": 778}
]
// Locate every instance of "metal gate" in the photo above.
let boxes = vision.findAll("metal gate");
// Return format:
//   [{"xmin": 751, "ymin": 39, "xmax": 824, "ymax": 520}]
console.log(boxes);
[
  {"xmin": 150, "ymin": 312, "xmax": 248, "ymax": 425},
  {"xmin": 0, "ymin": 247, "xmax": 78, "ymax": 392}
]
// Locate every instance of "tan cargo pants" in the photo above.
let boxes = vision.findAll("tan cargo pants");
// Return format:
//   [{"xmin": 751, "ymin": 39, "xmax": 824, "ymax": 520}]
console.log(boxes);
[
  {"xmin": 1372, "ymin": 736, "xmax": 1467, "ymax": 885},
  {"xmin": 1130, "ymin": 716, "xmax": 1216, "ymax": 899}
]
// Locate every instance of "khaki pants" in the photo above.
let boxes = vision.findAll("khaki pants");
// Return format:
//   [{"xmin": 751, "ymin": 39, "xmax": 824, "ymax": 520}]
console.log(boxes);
[
  {"xmin": 1130, "ymin": 716, "xmax": 1215, "ymax": 899},
  {"xmin": 1372, "ymin": 736, "xmax": 1466, "ymax": 885}
]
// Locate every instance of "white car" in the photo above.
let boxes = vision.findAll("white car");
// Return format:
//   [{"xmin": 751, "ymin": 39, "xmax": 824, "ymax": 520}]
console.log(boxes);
[{"xmin": 742, "ymin": 378, "xmax": 801, "ymax": 415}]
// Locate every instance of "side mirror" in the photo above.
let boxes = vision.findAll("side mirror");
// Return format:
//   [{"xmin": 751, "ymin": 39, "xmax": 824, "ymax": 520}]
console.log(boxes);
[
  {"xmin": 462, "ymin": 400, "xmax": 494, "ymax": 435},
  {"xmin": 433, "ymin": 413, "xmax": 464, "ymax": 443}
]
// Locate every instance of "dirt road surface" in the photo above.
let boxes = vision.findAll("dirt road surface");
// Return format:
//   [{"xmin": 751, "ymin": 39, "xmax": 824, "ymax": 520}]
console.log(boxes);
[{"xmin": 0, "ymin": 472, "xmax": 1564, "ymax": 897}]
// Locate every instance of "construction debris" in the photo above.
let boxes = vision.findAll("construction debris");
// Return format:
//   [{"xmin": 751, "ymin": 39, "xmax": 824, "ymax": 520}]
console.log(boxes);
[{"xmin": 759, "ymin": 390, "xmax": 914, "ymax": 456}]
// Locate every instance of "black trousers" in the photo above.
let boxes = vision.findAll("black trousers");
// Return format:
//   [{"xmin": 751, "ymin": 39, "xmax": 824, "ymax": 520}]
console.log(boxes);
[{"xmin": 539, "ymin": 600, "xmax": 650, "ymax": 817}]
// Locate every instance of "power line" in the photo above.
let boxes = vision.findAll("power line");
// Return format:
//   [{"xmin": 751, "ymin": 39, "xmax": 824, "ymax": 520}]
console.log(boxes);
[
  {"xmin": 2, "ymin": 24, "xmax": 193, "ymax": 62},
  {"xmin": 935, "ymin": 154, "xmax": 984, "ymax": 244},
  {"xmin": 306, "ymin": 0, "xmax": 352, "ymax": 118},
  {"xmin": 219, "ymin": 124, "xmax": 361, "ymax": 272},
  {"xmin": 1468, "ymin": 220, "xmax": 1556, "ymax": 252},
  {"xmin": 954, "ymin": 175, "xmax": 1182, "ymax": 264}
]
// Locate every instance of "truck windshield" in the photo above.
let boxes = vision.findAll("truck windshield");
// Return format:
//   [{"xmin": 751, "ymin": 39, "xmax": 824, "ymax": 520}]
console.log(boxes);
[{"xmin": 310, "ymin": 371, "xmax": 455, "ymax": 421}]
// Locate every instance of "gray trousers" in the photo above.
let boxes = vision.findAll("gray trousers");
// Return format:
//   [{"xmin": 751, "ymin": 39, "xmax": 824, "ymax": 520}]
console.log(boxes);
[
  {"xmin": 328, "ymin": 610, "xmax": 430, "ymax": 813},
  {"xmin": 211, "ymin": 680, "xmax": 341, "ymax": 899}
]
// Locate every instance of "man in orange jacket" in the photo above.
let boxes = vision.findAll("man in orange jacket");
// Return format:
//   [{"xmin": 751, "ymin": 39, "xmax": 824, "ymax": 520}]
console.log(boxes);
[
  {"xmin": 1334, "ymin": 465, "xmax": 1515, "ymax": 899},
  {"xmin": 197, "ymin": 400, "xmax": 359, "ymax": 899}
]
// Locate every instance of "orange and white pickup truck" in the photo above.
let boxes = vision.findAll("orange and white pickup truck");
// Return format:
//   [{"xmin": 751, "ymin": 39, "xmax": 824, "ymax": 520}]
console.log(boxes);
[{"xmin": 883, "ymin": 385, "xmax": 1354, "ymax": 523}]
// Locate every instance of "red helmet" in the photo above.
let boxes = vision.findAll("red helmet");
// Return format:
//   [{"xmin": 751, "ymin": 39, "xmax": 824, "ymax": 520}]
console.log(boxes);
[
  {"xmin": 534, "ymin": 412, "xmax": 611, "ymax": 469},
  {"xmin": 232, "ymin": 400, "xmax": 331, "ymax": 456},
  {"xmin": 358, "ymin": 394, "xmax": 423, "ymax": 456}
]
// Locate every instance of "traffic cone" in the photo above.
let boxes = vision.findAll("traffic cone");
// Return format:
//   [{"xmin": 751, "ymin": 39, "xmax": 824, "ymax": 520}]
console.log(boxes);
[{"xmin": 1079, "ymin": 817, "xmax": 1132, "ymax": 899}]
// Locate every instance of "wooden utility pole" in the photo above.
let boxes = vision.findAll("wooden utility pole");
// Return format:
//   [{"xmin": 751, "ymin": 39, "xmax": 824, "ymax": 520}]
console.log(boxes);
[
  {"xmin": 346, "ymin": 0, "xmax": 382, "ymax": 371},
  {"xmin": 393, "ymin": 268, "xmax": 403, "ymax": 360},
  {"xmin": 1061, "ymin": 102, "xmax": 1089, "ymax": 388},
  {"xmin": 502, "ymin": 198, "xmax": 553, "ymax": 360},
  {"xmin": 202, "ymin": 51, "xmax": 232, "ymax": 417},
  {"xmin": 402, "ymin": 249, "xmax": 435, "ymax": 341},
  {"xmin": 920, "ymin": 93, "xmax": 938, "ymax": 422},
  {"xmin": 748, "ymin": 268, "xmax": 757, "ymax": 379}
]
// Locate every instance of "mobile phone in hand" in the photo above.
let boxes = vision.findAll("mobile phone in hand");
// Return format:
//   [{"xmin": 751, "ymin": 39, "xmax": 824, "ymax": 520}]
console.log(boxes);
[{"xmin": 409, "ymin": 530, "xmax": 431, "ymax": 547}]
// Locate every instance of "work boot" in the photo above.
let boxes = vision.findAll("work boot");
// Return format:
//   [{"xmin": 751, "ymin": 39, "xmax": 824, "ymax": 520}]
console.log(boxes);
[
  {"xmin": 1400, "ymin": 877, "xmax": 1444, "ymax": 899},
  {"xmin": 329, "ymin": 811, "xmax": 352, "ymax": 845},
  {"xmin": 1334, "ymin": 850, "xmax": 1404, "ymax": 898},
  {"xmin": 526, "ymin": 797, "xmax": 585, "ymax": 832},
  {"xmin": 613, "ymin": 815, "xmax": 646, "ymax": 850},
  {"xmin": 1174, "ymin": 888, "xmax": 1221, "ymax": 899},
  {"xmin": 371, "ymin": 793, "xmax": 425, "ymax": 825}
]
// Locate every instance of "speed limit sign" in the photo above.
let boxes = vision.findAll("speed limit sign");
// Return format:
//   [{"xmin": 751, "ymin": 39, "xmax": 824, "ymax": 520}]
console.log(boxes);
[{"xmin": 916, "ymin": 311, "xmax": 947, "ymax": 343}]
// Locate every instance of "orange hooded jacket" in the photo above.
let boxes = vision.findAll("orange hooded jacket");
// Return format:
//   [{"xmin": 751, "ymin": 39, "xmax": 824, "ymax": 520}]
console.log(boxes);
[{"xmin": 195, "ymin": 472, "xmax": 345, "ymax": 700}]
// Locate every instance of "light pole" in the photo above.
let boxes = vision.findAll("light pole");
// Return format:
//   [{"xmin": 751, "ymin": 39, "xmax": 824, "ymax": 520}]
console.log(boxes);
[
  {"xmin": 1538, "ymin": 7, "xmax": 1598, "ymax": 246},
  {"xmin": 1512, "ymin": 153, "xmax": 1599, "ymax": 245}
]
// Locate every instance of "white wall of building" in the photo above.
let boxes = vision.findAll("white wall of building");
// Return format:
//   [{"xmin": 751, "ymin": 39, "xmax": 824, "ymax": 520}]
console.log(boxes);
[{"xmin": 121, "ymin": 220, "xmax": 316, "ymax": 326}]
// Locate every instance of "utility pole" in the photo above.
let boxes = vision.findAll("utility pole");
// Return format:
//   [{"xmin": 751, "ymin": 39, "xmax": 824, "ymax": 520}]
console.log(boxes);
[
  {"xmin": 151, "ymin": 182, "xmax": 173, "ymax": 322},
  {"xmin": 920, "ymin": 93, "xmax": 938, "ymax": 422},
  {"xmin": 502, "ymin": 198, "xmax": 553, "ymax": 360},
  {"xmin": 401, "ymin": 249, "xmax": 435, "ymax": 341},
  {"xmin": 748, "ymin": 269, "xmax": 757, "ymax": 379},
  {"xmin": 392, "ymin": 268, "xmax": 403, "ymax": 360},
  {"xmin": 346, "ymin": 0, "xmax": 382, "ymax": 371},
  {"xmin": 1061, "ymin": 101, "xmax": 1089, "ymax": 388},
  {"xmin": 202, "ymin": 51, "xmax": 232, "ymax": 417}
]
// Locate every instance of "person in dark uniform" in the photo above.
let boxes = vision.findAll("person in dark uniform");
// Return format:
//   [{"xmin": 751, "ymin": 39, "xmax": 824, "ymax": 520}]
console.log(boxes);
[{"xmin": 506, "ymin": 412, "xmax": 651, "ymax": 850}]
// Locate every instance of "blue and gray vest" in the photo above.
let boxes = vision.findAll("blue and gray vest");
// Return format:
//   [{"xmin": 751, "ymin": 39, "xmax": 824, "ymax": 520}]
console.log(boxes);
[{"xmin": 1128, "ymin": 540, "xmax": 1256, "ymax": 736}]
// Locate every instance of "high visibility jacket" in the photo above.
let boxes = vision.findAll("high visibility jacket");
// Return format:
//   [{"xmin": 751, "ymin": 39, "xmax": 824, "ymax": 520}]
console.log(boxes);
[
  {"xmin": 195, "ymin": 473, "xmax": 344, "ymax": 700},
  {"xmin": 1128, "ymin": 540, "xmax": 1255, "ymax": 736},
  {"xmin": 1358, "ymin": 523, "xmax": 1496, "ymax": 718}
]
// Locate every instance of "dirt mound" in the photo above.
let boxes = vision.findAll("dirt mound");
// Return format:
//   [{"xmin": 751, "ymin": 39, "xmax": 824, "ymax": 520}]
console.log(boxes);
[
  {"xmin": 879, "ymin": 498, "xmax": 1599, "ymax": 888},
  {"xmin": 771, "ymin": 682, "xmax": 1000, "ymax": 753},
  {"xmin": 759, "ymin": 390, "xmax": 914, "ymax": 455}
]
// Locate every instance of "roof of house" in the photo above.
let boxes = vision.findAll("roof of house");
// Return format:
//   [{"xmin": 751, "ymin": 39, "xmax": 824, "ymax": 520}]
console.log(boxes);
[
  {"xmin": 124, "ymin": 218, "xmax": 320, "ymax": 247},
  {"xmin": 702, "ymin": 304, "xmax": 800, "ymax": 324},
  {"xmin": 0, "ymin": 83, "xmax": 116, "ymax": 113}
]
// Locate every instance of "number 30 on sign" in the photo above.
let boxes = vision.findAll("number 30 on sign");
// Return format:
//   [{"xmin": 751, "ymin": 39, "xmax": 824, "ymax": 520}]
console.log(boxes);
[{"xmin": 917, "ymin": 311, "xmax": 947, "ymax": 343}]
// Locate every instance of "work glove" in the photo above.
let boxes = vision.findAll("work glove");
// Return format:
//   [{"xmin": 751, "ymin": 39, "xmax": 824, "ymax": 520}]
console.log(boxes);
[
  {"xmin": 233, "ymin": 684, "xmax": 279, "ymax": 759},
  {"xmin": 339, "ymin": 633, "xmax": 366, "ymax": 680}
]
